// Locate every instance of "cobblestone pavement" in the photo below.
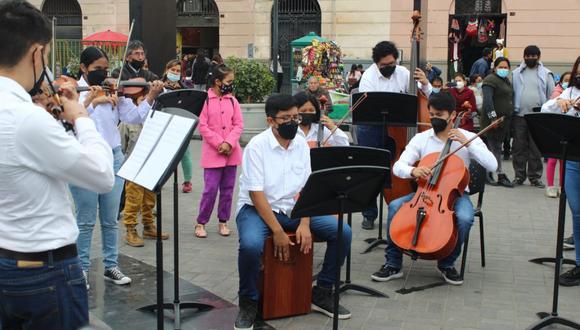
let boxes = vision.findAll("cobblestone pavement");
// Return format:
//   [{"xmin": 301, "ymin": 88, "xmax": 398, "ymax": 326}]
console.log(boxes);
[{"xmin": 87, "ymin": 140, "xmax": 579, "ymax": 329}]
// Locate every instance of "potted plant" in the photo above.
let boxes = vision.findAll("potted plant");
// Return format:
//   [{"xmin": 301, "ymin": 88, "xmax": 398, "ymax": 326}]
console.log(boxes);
[{"xmin": 225, "ymin": 56, "xmax": 276, "ymax": 144}]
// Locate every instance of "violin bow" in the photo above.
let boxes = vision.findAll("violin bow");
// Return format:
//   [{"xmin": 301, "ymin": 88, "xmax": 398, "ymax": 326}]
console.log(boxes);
[
  {"xmin": 116, "ymin": 19, "xmax": 136, "ymax": 89},
  {"xmin": 429, "ymin": 116, "xmax": 505, "ymax": 170},
  {"xmin": 321, "ymin": 92, "xmax": 368, "ymax": 146}
]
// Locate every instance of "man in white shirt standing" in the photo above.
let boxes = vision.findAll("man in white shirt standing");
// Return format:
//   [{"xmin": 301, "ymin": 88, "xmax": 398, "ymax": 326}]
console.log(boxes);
[
  {"xmin": 234, "ymin": 94, "xmax": 352, "ymax": 330},
  {"xmin": 357, "ymin": 41, "xmax": 432, "ymax": 230},
  {"xmin": 370, "ymin": 92, "xmax": 497, "ymax": 286},
  {"xmin": 0, "ymin": 1, "xmax": 114, "ymax": 329}
]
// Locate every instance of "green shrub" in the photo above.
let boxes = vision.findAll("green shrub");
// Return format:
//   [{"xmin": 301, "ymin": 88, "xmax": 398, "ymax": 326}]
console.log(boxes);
[{"xmin": 225, "ymin": 56, "xmax": 275, "ymax": 103}]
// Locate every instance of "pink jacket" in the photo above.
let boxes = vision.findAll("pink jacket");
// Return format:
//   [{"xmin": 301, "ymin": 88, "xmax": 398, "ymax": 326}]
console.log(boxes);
[{"xmin": 198, "ymin": 88, "xmax": 244, "ymax": 168}]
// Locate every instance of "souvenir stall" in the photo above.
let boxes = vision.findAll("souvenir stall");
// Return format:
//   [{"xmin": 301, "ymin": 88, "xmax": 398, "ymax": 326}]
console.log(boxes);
[
  {"xmin": 290, "ymin": 33, "xmax": 345, "ymax": 93},
  {"xmin": 447, "ymin": 13, "xmax": 507, "ymax": 79}
]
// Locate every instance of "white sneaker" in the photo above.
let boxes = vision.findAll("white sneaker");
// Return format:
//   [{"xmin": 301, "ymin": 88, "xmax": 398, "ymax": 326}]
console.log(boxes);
[
  {"xmin": 545, "ymin": 186, "xmax": 558, "ymax": 198},
  {"xmin": 104, "ymin": 267, "xmax": 132, "ymax": 285}
]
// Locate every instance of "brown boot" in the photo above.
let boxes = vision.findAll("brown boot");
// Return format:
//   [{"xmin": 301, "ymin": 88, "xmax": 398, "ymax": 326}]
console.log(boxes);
[
  {"xmin": 126, "ymin": 226, "xmax": 144, "ymax": 247},
  {"xmin": 143, "ymin": 225, "xmax": 169, "ymax": 240}
]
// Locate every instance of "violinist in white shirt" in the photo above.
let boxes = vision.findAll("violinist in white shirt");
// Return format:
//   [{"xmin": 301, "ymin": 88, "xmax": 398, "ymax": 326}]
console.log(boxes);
[
  {"xmin": 0, "ymin": 1, "xmax": 114, "ymax": 328},
  {"xmin": 294, "ymin": 91, "xmax": 349, "ymax": 147}
]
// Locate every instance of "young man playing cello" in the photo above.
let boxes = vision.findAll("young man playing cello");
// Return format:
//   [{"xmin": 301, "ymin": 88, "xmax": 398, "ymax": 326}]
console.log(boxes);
[{"xmin": 371, "ymin": 92, "xmax": 497, "ymax": 285}]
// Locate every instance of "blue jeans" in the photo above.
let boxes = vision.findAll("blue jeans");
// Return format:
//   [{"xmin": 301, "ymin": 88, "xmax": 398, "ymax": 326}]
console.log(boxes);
[
  {"xmin": 356, "ymin": 125, "xmax": 384, "ymax": 219},
  {"xmin": 0, "ymin": 256, "xmax": 88, "ymax": 329},
  {"xmin": 236, "ymin": 205, "xmax": 352, "ymax": 301},
  {"xmin": 565, "ymin": 161, "xmax": 580, "ymax": 265},
  {"xmin": 384, "ymin": 193, "xmax": 474, "ymax": 269},
  {"xmin": 70, "ymin": 146, "xmax": 124, "ymax": 271}
]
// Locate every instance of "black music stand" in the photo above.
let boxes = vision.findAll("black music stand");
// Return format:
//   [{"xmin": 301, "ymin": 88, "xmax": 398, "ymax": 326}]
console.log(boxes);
[
  {"xmin": 310, "ymin": 146, "xmax": 390, "ymax": 298},
  {"xmin": 352, "ymin": 92, "xmax": 418, "ymax": 254},
  {"xmin": 524, "ymin": 113, "xmax": 580, "ymax": 330},
  {"xmin": 138, "ymin": 90, "xmax": 213, "ymax": 330},
  {"xmin": 292, "ymin": 165, "xmax": 388, "ymax": 330}
]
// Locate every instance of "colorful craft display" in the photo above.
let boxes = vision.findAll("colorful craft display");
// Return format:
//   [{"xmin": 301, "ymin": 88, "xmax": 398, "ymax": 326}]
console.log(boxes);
[{"xmin": 298, "ymin": 39, "xmax": 345, "ymax": 92}]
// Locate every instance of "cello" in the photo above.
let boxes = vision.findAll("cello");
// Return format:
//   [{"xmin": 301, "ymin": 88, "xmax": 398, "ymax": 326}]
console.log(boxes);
[
  {"xmin": 383, "ymin": 9, "xmax": 430, "ymax": 203},
  {"xmin": 389, "ymin": 113, "xmax": 466, "ymax": 260}
]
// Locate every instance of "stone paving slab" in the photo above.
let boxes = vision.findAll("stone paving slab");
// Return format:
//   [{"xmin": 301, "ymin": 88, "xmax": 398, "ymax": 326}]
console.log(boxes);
[{"xmin": 84, "ymin": 140, "xmax": 580, "ymax": 329}]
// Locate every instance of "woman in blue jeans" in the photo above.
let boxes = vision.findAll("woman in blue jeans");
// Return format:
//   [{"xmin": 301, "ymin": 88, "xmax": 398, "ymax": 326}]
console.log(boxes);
[
  {"xmin": 541, "ymin": 55, "xmax": 580, "ymax": 286},
  {"xmin": 70, "ymin": 46, "xmax": 163, "ymax": 286}
]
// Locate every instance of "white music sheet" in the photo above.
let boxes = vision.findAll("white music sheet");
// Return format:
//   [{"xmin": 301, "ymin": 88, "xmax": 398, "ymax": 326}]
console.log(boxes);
[{"xmin": 118, "ymin": 111, "xmax": 196, "ymax": 191}]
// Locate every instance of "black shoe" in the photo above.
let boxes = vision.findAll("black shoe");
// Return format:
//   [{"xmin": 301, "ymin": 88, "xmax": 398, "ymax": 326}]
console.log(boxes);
[
  {"xmin": 104, "ymin": 267, "xmax": 131, "ymax": 285},
  {"xmin": 563, "ymin": 235, "xmax": 575, "ymax": 250},
  {"xmin": 512, "ymin": 177, "xmax": 525, "ymax": 186},
  {"xmin": 371, "ymin": 265, "xmax": 403, "ymax": 282},
  {"xmin": 438, "ymin": 267, "xmax": 463, "ymax": 285},
  {"xmin": 361, "ymin": 217, "xmax": 375, "ymax": 230},
  {"xmin": 235, "ymin": 297, "xmax": 258, "ymax": 330},
  {"xmin": 486, "ymin": 172, "xmax": 498, "ymax": 186},
  {"xmin": 559, "ymin": 266, "xmax": 580, "ymax": 287},
  {"xmin": 311, "ymin": 285, "xmax": 351, "ymax": 319},
  {"xmin": 497, "ymin": 174, "xmax": 514, "ymax": 188},
  {"xmin": 530, "ymin": 179, "xmax": 546, "ymax": 188}
]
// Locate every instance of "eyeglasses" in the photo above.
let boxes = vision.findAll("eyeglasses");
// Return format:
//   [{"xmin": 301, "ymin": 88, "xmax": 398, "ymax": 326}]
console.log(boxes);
[{"xmin": 273, "ymin": 115, "xmax": 302, "ymax": 124}]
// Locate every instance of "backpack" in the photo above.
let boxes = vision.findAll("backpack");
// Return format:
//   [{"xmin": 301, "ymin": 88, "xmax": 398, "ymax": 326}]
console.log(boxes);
[{"xmin": 466, "ymin": 18, "xmax": 478, "ymax": 37}]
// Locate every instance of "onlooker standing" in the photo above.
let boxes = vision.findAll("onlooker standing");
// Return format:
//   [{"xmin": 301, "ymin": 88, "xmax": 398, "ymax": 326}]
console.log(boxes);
[
  {"xmin": 448, "ymin": 73, "xmax": 477, "ymax": 132},
  {"xmin": 511, "ymin": 45, "xmax": 554, "ymax": 187},
  {"xmin": 195, "ymin": 65, "xmax": 244, "ymax": 238},
  {"xmin": 270, "ymin": 55, "xmax": 284, "ymax": 93},
  {"xmin": 470, "ymin": 48, "xmax": 493, "ymax": 78},
  {"xmin": 192, "ymin": 49, "xmax": 210, "ymax": 91},
  {"xmin": 347, "ymin": 64, "xmax": 362, "ymax": 91},
  {"xmin": 545, "ymin": 71, "xmax": 572, "ymax": 198},
  {"xmin": 431, "ymin": 76, "xmax": 444, "ymax": 94},
  {"xmin": 425, "ymin": 62, "xmax": 442, "ymax": 83},
  {"xmin": 0, "ymin": 2, "xmax": 114, "ymax": 328},
  {"xmin": 120, "ymin": 40, "xmax": 159, "ymax": 82},
  {"xmin": 469, "ymin": 74, "xmax": 484, "ymax": 130},
  {"xmin": 305, "ymin": 76, "xmax": 333, "ymax": 109},
  {"xmin": 481, "ymin": 57, "xmax": 515, "ymax": 188}
]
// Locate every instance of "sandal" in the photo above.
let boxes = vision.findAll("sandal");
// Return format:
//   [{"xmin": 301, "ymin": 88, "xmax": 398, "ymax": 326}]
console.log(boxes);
[
  {"xmin": 218, "ymin": 222, "xmax": 230, "ymax": 237},
  {"xmin": 194, "ymin": 224, "xmax": 207, "ymax": 238}
]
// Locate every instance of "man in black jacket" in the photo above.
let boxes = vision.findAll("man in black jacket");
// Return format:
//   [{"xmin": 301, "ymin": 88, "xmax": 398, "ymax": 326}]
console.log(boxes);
[
  {"xmin": 120, "ymin": 40, "xmax": 159, "ymax": 82},
  {"xmin": 192, "ymin": 49, "xmax": 210, "ymax": 90}
]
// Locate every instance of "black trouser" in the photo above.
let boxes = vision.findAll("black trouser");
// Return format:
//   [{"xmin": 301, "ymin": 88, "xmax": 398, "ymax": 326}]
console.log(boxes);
[
  {"xmin": 511, "ymin": 116, "xmax": 543, "ymax": 181},
  {"xmin": 276, "ymin": 73, "xmax": 283, "ymax": 93}
]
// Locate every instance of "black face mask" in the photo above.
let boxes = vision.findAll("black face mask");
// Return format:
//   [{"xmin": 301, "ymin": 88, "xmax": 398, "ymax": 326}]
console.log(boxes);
[
  {"xmin": 574, "ymin": 75, "xmax": 580, "ymax": 88},
  {"xmin": 28, "ymin": 49, "xmax": 47, "ymax": 96},
  {"xmin": 430, "ymin": 117, "xmax": 449, "ymax": 133},
  {"xmin": 300, "ymin": 113, "xmax": 318, "ymax": 126},
  {"xmin": 130, "ymin": 59, "xmax": 144, "ymax": 71},
  {"xmin": 379, "ymin": 65, "xmax": 396, "ymax": 78},
  {"xmin": 220, "ymin": 82, "xmax": 234, "ymax": 95},
  {"xmin": 525, "ymin": 58, "xmax": 538, "ymax": 68},
  {"xmin": 276, "ymin": 121, "xmax": 299, "ymax": 140},
  {"xmin": 87, "ymin": 69, "xmax": 108, "ymax": 86}
]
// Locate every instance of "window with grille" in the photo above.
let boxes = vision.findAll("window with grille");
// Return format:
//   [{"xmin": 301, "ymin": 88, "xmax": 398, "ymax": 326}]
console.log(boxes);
[
  {"xmin": 455, "ymin": 0, "xmax": 501, "ymax": 14},
  {"xmin": 177, "ymin": 0, "xmax": 219, "ymax": 17},
  {"xmin": 41, "ymin": 0, "xmax": 82, "ymax": 39}
]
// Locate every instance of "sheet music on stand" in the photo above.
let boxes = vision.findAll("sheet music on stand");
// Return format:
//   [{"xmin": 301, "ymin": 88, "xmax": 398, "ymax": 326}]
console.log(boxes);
[{"xmin": 118, "ymin": 110, "xmax": 197, "ymax": 192}]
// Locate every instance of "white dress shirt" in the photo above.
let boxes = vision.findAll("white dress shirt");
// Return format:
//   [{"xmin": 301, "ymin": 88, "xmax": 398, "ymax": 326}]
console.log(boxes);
[
  {"xmin": 237, "ymin": 128, "xmax": 311, "ymax": 216},
  {"xmin": 541, "ymin": 86, "xmax": 580, "ymax": 117},
  {"xmin": 393, "ymin": 128, "xmax": 498, "ymax": 190},
  {"xmin": 78, "ymin": 77, "xmax": 152, "ymax": 148},
  {"xmin": 297, "ymin": 123, "xmax": 349, "ymax": 146},
  {"xmin": 359, "ymin": 63, "xmax": 432, "ymax": 97},
  {"xmin": 0, "ymin": 76, "xmax": 114, "ymax": 252}
]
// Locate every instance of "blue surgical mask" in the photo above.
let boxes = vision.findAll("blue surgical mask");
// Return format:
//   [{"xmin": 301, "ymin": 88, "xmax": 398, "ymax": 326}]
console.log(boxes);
[
  {"xmin": 496, "ymin": 69, "xmax": 510, "ymax": 78},
  {"xmin": 476, "ymin": 82, "xmax": 483, "ymax": 89},
  {"xmin": 167, "ymin": 72, "xmax": 181, "ymax": 82},
  {"xmin": 432, "ymin": 87, "xmax": 441, "ymax": 93},
  {"xmin": 562, "ymin": 82, "xmax": 569, "ymax": 89}
]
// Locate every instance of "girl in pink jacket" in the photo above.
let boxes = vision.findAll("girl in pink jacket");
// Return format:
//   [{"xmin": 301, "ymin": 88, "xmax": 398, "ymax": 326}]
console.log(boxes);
[{"xmin": 196, "ymin": 65, "xmax": 244, "ymax": 238}]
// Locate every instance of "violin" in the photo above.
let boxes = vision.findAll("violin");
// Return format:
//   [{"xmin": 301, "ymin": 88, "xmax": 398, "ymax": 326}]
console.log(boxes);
[{"xmin": 389, "ymin": 113, "xmax": 466, "ymax": 260}]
